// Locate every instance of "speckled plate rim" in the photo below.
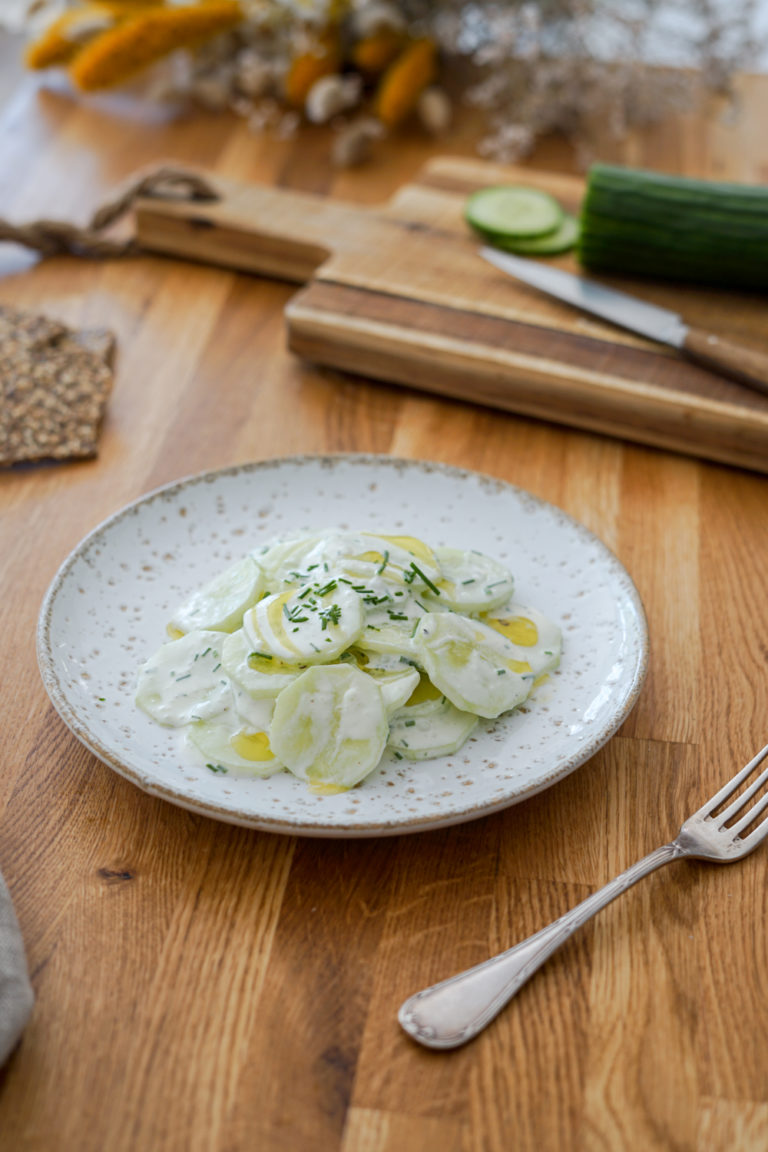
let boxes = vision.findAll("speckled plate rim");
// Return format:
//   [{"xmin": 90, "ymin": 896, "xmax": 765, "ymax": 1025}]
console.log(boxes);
[{"xmin": 37, "ymin": 454, "xmax": 649, "ymax": 838}]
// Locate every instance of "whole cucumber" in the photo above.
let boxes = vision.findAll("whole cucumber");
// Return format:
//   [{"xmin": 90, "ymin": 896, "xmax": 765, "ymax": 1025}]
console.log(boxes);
[{"xmin": 578, "ymin": 164, "xmax": 768, "ymax": 291}]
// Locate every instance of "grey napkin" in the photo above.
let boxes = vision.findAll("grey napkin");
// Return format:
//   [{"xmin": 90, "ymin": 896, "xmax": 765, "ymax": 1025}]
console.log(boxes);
[{"xmin": 0, "ymin": 870, "xmax": 33, "ymax": 1065}]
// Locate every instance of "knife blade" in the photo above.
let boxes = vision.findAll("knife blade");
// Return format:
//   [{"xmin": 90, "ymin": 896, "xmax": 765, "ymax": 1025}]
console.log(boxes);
[{"xmin": 480, "ymin": 246, "xmax": 768, "ymax": 398}]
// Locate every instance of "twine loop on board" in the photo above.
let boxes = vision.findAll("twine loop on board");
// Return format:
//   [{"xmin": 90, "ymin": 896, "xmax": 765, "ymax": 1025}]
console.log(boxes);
[{"xmin": 0, "ymin": 166, "xmax": 221, "ymax": 258}]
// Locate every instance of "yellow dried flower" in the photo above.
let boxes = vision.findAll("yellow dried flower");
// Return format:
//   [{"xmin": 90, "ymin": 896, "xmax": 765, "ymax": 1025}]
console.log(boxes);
[
  {"xmin": 69, "ymin": 1, "xmax": 243, "ymax": 92},
  {"xmin": 24, "ymin": 3, "xmax": 126, "ymax": 69},
  {"xmin": 283, "ymin": 28, "xmax": 341, "ymax": 108},
  {"xmin": 375, "ymin": 37, "xmax": 436, "ymax": 129},
  {"xmin": 351, "ymin": 27, "xmax": 404, "ymax": 77}
]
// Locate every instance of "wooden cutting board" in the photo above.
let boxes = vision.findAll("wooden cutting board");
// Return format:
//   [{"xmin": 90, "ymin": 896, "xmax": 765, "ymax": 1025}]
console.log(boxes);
[{"xmin": 135, "ymin": 156, "xmax": 768, "ymax": 473}]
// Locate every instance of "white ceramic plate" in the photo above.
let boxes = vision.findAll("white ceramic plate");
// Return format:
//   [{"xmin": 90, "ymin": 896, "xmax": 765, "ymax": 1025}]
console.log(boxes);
[{"xmin": 38, "ymin": 455, "xmax": 648, "ymax": 837}]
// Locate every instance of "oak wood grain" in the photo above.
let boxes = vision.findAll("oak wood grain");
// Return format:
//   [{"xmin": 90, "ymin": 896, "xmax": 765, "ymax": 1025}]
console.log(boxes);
[{"xmin": 0, "ymin": 58, "xmax": 767, "ymax": 1152}]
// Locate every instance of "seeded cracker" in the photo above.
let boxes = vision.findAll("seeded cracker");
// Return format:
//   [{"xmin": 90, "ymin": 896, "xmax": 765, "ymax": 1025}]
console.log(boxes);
[{"xmin": 0, "ymin": 305, "xmax": 115, "ymax": 466}]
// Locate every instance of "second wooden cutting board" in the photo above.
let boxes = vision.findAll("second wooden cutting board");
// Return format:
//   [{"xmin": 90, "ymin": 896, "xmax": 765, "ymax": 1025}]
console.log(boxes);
[{"xmin": 135, "ymin": 155, "xmax": 768, "ymax": 473}]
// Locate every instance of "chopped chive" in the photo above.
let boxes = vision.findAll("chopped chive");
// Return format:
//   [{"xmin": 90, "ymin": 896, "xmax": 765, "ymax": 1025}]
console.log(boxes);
[
  {"xmin": 461, "ymin": 578, "xmax": 476, "ymax": 585},
  {"xmin": 175, "ymin": 673, "xmax": 192, "ymax": 681},
  {"xmin": 319, "ymin": 603, "xmax": 342, "ymax": 630},
  {"xmin": 404, "ymin": 719, "xmax": 416, "ymax": 727},
  {"xmin": 376, "ymin": 550, "xmax": 390, "ymax": 574},
  {"xmin": 409, "ymin": 563, "xmax": 441, "ymax": 595},
  {"xmin": 206, "ymin": 763, "xmax": 228, "ymax": 774},
  {"xmin": 249, "ymin": 651, "xmax": 273, "ymax": 661}
]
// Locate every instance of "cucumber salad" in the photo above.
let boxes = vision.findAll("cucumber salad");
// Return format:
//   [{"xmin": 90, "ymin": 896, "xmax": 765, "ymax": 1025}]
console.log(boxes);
[{"xmin": 135, "ymin": 531, "xmax": 562, "ymax": 793}]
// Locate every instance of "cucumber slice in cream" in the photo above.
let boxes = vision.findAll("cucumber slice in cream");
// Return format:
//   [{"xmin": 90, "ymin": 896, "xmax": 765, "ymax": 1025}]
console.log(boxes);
[
  {"xmin": 222, "ymin": 629, "xmax": 306, "ymax": 698},
  {"xmin": 270, "ymin": 664, "xmax": 388, "ymax": 789},
  {"xmin": 243, "ymin": 580, "xmax": 364, "ymax": 664},
  {"xmin": 482, "ymin": 601, "xmax": 562, "ymax": 678},
  {"xmin": 413, "ymin": 613, "xmax": 535, "ymax": 719},
  {"xmin": 425, "ymin": 547, "xmax": 515, "ymax": 613},
  {"xmin": 169, "ymin": 556, "xmax": 264, "ymax": 635},
  {"xmin": 388, "ymin": 698, "xmax": 478, "ymax": 761},
  {"xmin": 189, "ymin": 716, "xmax": 283, "ymax": 776},
  {"xmin": 135, "ymin": 630, "xmax": 231, "ymax": 726}
]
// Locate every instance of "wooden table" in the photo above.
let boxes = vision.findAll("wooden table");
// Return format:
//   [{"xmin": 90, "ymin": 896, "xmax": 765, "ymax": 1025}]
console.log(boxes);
[{"xmin": 1, "ymin": 56, "xmax": 767, "ymax": 1151}]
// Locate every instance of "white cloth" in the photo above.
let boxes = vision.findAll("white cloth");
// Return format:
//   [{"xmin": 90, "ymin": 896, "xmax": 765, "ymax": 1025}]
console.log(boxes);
[{"xmin": 0, "ymin": 870, "xmax": 33, "ymax": 1065}]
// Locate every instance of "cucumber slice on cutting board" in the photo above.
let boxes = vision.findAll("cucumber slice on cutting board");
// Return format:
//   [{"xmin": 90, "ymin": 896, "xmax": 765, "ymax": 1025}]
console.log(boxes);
[
  {"xmin": 495, "ymin": 212, "xmax": 580, "ymax": 256},
  {"xmin": 465, "ymin": 185, "xmax": 564, "ymax": 240}
]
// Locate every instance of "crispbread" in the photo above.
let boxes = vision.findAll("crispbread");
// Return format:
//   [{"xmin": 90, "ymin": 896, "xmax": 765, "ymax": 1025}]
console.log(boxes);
[{"xmin": 0, "ymin": 305, "xmax": 115, "ymax": 466}]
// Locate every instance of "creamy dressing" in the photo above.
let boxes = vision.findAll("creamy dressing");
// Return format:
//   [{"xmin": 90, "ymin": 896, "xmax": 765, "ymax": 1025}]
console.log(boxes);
[{"xmin": 135, "ymin": 530, "xmax": 562, "ymax": 790}]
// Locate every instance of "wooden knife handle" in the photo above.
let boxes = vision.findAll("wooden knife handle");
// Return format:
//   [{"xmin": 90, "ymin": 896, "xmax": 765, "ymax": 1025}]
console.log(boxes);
[{"xmin": 683, "ymin": 326, "xmax": 768, "ymax": 398}]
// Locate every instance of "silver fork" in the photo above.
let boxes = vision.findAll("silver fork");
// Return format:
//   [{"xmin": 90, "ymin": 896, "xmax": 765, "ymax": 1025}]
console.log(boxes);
[{"xmin": 399, "ymin": 739, "xmax": 768, "ymax": 1050}]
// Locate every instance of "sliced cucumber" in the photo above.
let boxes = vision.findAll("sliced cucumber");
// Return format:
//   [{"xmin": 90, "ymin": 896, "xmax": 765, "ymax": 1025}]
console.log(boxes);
[
  {"xmin": 188, "ymin": 716, "xmax": 282, "ymax": 776},
  {"xmin": 135, "ymin": 630, "xmax": 231, "ymax": 727},
  {"xmin": 243, "ymin": 582, "xmax": 364, "ymax": 664},
  {"xmin": 482, "ymin": 601, "xmax": 562, "ymax": 678},
  {"xmin": 466, "ymin": 185, "xmax": 564, "ymax": 240},
  {"xmin": 425, "ymin": 546, "xmax": 515, "ymax": 613},
  {"xmin": 355, "ymin": 592, "xmax": 430, "ymax": 656},
  {"xmin": 413, "ymin": 613, "xmax": 535, "ymax": 719},
  {"xmin": 359, "ymin": 666, "xmax": 420, "ymax": 716},
  {"xmin": 494, "ymin": 212, "xmax": 580, "ymax": 256},
  {"xmin": 387, "ymin": 698, "xmax": 478, "ymax": 761},
  {"xmin": 270, "ymin": 664, "xmax": 388, "ymax": 789},
  {"xmin": 168, "ymin": 556, "xmax": 264, "ymax": 635},
  {"xmin": 222, "ymin": 628, "xmax": 305, "ymax": 698},
  {"xmin": 397, "ymin": 670, "xmax": 446, "ymax": 717}
]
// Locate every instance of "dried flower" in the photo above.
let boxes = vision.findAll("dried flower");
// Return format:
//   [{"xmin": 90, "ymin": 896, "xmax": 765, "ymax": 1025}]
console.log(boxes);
[
  {"xmin": 283, "ymin": 26, "xmax": 341, "ymax": 106},
  {"xmin": 375, "ymin": 36, "xmax": 436, "ymax": 127},
  {"xmin": 331, "ymin": 115, "xmax": 384, "ymax": 166},
  {"xmin": 66, "ymin": 2, "xmax": 243, "ymax": 91},
  {"xmin": 13, "ymin": 0, "xmax": 766, "ymax": 167},
  {"xmin": 351, "ymin": 26, "xmax": 404, "ymax": 75},
  {"xmin": 305, "ymin": 72, "xmax": 362, "ymax": 122},
  {"xmin": 351, "ymin": 2, "xmax": 405, "ymax": 38},
  {"xmin": 417, "ymin": 85, "xmax": 451, "ymax": 135}
]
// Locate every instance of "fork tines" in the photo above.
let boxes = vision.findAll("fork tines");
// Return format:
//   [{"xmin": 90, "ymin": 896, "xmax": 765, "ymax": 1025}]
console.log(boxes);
[{"xmin": 705, "ymin": 741, "xmax": 768, "ymax": 839}]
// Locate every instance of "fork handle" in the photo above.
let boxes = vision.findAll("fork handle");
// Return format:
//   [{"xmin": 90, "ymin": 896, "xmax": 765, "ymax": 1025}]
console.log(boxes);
[{"xmin": 399, "ymin": 842, "xmax": 682, "ymax": 1050}]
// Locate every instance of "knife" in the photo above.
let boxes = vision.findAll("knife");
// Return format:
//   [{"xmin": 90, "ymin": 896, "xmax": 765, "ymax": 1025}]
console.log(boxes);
[{"xmin": 481, "ymin": 247, "xmax": 768, "ymax": 398}]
